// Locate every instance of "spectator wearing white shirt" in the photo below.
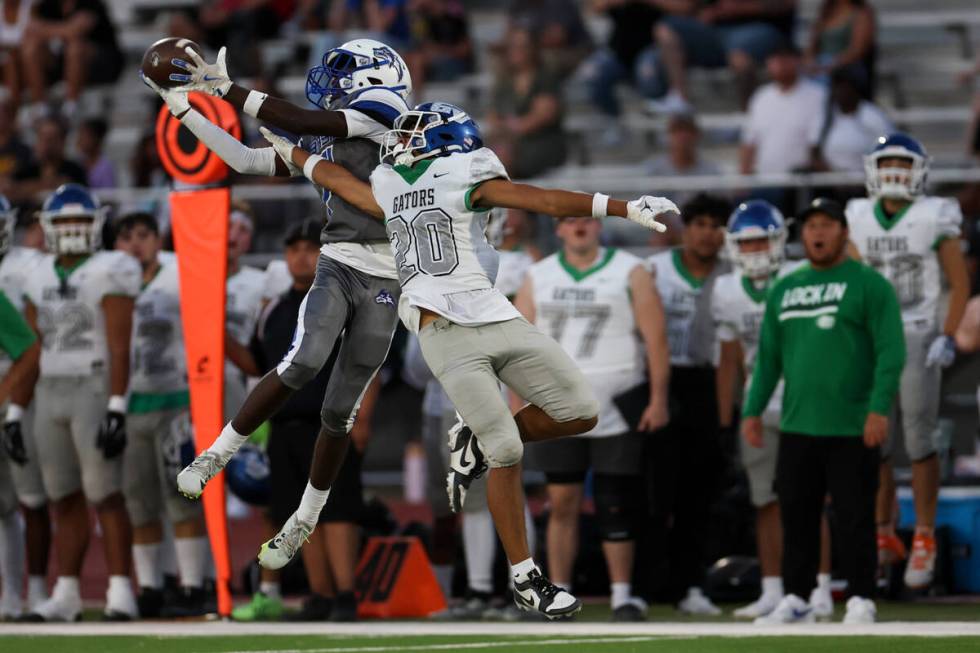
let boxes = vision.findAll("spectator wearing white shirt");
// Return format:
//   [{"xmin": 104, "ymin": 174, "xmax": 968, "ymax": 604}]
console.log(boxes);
[{"xmin": 808, "ymin": 67, "xmax": 893, "ymax": 173}]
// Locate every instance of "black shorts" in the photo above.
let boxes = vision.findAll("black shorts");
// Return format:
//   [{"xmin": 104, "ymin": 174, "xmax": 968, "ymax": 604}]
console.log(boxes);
[
  {"xmin": 527, "ymin": 433, "xmax": 644, "ymax": 484},
  {"xmin": 49, "ymin": 43, "xmax": 123, "ymax": 87},
  {"xmin": 267, "ymin": 418, "xmax": 364, "ymax": 526}
]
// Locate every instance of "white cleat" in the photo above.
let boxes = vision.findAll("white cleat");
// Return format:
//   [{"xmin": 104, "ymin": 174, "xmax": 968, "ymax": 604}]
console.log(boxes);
[
  {"xmin": 258, "ymin": 512, "xmax": 314, "ymax": 570},
  {"xmin": 0, "ymin": 592, "xmax": 23, "ymax": 621},
  {"xmin": 733, "ymin": 592, "xmax": 783, "ymax": 619},
  {"xmin": 842, "ymin": 596, "xmax": 876, "ymax": 624},
  {"xmin": 512, "ymin": 567, "xmax": 581, "ymax": 620},
  {"xmin": 446, "ymin": 418, "xmax": 487, "ymax": 513},
  {"xmin": 26, "ymin": 580, "xmax": 82, "ymax": 622},
  {"xmin": 104, "ymin": 582, "xmax": 139, "ymax": 621},
  {"xmin": 677, "ymin": 587, "xmax": 721, "ymax": 616},
  {"xmin": 177, "ymin": 450, "xmax": 227, "ymax": 499},
  {"xmin": 808, "ymin": 586, "xmax": 834, "ymax": 618},
  {"xmin": 754, "ymin": 594, "xmax": 815, "ymax": 625}
]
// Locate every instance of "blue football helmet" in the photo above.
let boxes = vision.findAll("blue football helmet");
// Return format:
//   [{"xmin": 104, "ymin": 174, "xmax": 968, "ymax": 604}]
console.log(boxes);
[
  {"xmin": 225, "ymin": 444, "xmax": 271, "ymax": 506},
  {"xmin": 864, "ymin": 132, "xmax": 930, "ymax": 200},
  {"xmin": 39, "ymin": 183, "xmax": 103, "ymax": 255},
  {"xmin": 726, "ymin": 200, "xmax": 786, "ymax": 279},
  {"xmin": 305, "ymin": 38, "xmax": 411, "ymax": 109},
  {"xmin": 0, "ymin": 193, "xmax": 15, "ymax": 255},
  {"xmin": 381, "ymin": 102, "xmax": 483, "ymax": 166}
]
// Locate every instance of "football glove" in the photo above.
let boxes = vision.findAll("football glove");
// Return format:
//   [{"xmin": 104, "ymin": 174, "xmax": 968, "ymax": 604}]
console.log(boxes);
[
  {"xmin": 140, "ymin": 72, "xmax": 191, "ymax": 119},
  {"xmin": 627, "ymin": 196, "xmax": 676, "ymax": 233},
  {"xmin": 259, "ymin": 126, "xmax": 302, "ymax": 177},
  {"xmin": 173, "ymin": 46, "xmax": 233, "ymax": 98},
  {"xmin": 97, "ymin": 410, "xmax": 127, "ymax": 459},
  {"xmin": 1, "ymin": 420, "xmax": 28, "ymax": 466},
  {"xmin": 925, "ymin": 334, "xmax": 956, "ymax": 368}
]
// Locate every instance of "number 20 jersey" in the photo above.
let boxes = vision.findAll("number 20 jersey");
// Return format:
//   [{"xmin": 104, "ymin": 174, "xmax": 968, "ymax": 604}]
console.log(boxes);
[
  {"xmin": 846, "ymin": 196, "xmax": 961, "ymax": 332},
  {"xmin": 23, "ymin": 251, "xmax": 141, "ymax": 378},
  {"xmin": 528, "ymin": 248, "xmax": 645, "ymax": 436},
  {"xmin": 368, "ymin": 147, "xmax": 521, "ymax": 332}
]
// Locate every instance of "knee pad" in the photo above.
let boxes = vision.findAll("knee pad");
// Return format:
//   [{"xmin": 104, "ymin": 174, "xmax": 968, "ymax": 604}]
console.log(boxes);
[
  {"xmin": 485, "ymin": 436, "xmax": 523, "ymax": 469},
  {"xmin": 593, "ymin": 474, "xmax": 643, "ymax": 542}
]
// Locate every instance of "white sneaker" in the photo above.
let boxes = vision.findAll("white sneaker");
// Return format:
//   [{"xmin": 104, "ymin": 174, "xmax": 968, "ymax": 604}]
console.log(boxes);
[
  {"xmin": 808, "ymin": 586, "xmax": 834, "ymax": 618},
  {"xmin": 645, "ymin": 90, "xmax": 693, "ymax": 115},
  {"xmin": 754, "ymin": 594, "xmax": 815, "ymax": 624},
  {"xmin": 177, "ymin": 450, "xmax": 228, "ymax": 499},
  {"xmin": 258, "ymin": 512, "xmax": 314, "ymax": 570},
  {"xmin": 27, "ymin": 580, "xmax": 82, "ymax": 622},
  {"xmin": 446, "ymin": 418, "xmax": 487, "ymax": 513},
  {"xmin": 733, "ymin": 592, "xmax": 783, "ymax": 619},
  {"xmin": 512, "ymin": 567, "xmax": 581, "ymax": 620},
  {"xmin": 677, "ymin": 587, "xmax": 721, "ymax": 616},
  {"xmin": 842, "ymin": 596, "xmax": 876, "ymax": 624},
  {"xmin": 104, "ymin": 581, "xmax": 139, "ymax": 621},
  {"xmin": 27, "ymin": 581, "xmax": 48, "ymax": 613},
  {"xmin": 0, "ymin": 591, "xmax": 22, "ymax": 620}
]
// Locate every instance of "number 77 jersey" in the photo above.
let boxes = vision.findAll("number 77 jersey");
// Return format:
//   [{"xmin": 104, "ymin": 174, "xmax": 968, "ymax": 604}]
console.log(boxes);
[{"xmin": 368, "ymin": 147, "xmax": 522, "ymax": 332}]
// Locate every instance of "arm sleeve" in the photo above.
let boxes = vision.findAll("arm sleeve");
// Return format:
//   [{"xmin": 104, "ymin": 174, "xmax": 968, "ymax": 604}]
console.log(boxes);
[
  {"xmin": 866, "ymin": 271, "xmax": 906, "ymax": 415},
  {"xmin": 181, "ymin": 109, "xmax": 283, "ymax": 176},
  {"xmin": 339, "ymin": 88, "xmax": 410, "ymax": 141},
  {"xmin": 105, "ymin": 254, "xmax": 142, "ymax": 297},
  {"xmin": 743, "ymin": 286, "xmax": 783, "ymax": 417},
  {"xmin": 463, "ymin": 148, "xmax": 510, "ymax": 212},
  {"xmin": 711, "ymin": 283, "xmax": 737, "ymax": 342},
  {"xmin": 933, "ymin": 198, "xmax": 963, "ymax": 247},
  {"xmin": 0, "ymin": 291, "xmax": 36, "ymax": 360}
]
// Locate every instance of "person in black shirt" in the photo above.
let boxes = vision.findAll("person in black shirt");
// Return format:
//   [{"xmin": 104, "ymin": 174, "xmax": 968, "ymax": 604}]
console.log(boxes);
[
  {"xmin": 10, "ymin": 117, "xmax": 85, "ymax": 204},
  {"xmin": 248, "ymin": 220, "xmax": 367, "ymax": 622}
]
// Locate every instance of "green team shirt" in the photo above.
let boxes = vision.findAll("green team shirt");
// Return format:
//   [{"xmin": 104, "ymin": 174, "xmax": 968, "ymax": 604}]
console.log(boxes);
[
  {"xmin": 743, "ymin": 258, "xmax": 905, "ymax": 436},
  {"xmin": 0, "ymin": 289, "xmax": 36, "ymax": 361}
]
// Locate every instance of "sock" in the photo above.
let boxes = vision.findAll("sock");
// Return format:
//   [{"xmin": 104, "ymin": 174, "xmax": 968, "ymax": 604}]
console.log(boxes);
[
  {"xmin": 28, "ymin": 576, "xmax": 48, "ymax": 606},
  {"xmin": 108, "ymin": 575, "xmax": 132, "ymax": 596},
  {"xmin": 462, "ymin": 510, "xmax": 495, "ymax": 593},
  {"xmin": 611, "ymin": 581, "xmax": 631, "ymax": 609},
  {"xmin": 511, "ymin": 557, "xmax": 537, "ymax": 581},
  {"xmin": 296, "ymin": 482, "xmax": 330, "ymax": 526},
  {"xmin": 209, "ymin": 422, "xmax": 248, "ymax": 461},
  {"xmin": 175, "ymin": 536, "xmax": 209, "ymax": 589},
  {"xmin": 433, "ymin": 563, "xmax": 453, "ymax": 599},
  {"xmin": 816, "ymin": 573, "xmax": 831, "ymax": 593},
  {"xmin": 132, "ymin": 543, "xmax": 162, "ymax": 589},
  {"xmin": 54, "ymin": 576, "xmax": 80, "ymax": 599},
  {"xmin": 0, "ymin": 512, "xmax": 24, "ymax": 599},
  {"xmin": 160, "ymin": 521, "xmax": 178, "ymax": 578},
  {"xmin": 259, "ymin": 581, "xmax": 281, "ymax": 599},
  {"xmin": 762, "ymin": 576, "xmax": 784, "ymax": 598},
  {"xmin": 556, "ymin": 582, "xmax": 571, "ymax": 592}
]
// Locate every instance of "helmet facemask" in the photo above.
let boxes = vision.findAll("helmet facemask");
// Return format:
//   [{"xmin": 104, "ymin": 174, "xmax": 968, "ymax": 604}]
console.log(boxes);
[
  {"xmin": 306, "ymin": 41, "xmax": 410, "ymax": 109},
  {"xmin": 41, "ymin": 212, "xmax": 103, "ymax": 255},
  {"xmin": 381, "ymin": 110, "xmax": 456, "ymax": 166},
  {"xmin": 865, "ymin": 152, "xmax": 927, "ymax": 200},
  {"xmin": 726, "ymin": 229, "xmax": 786, "ymax": 280}
]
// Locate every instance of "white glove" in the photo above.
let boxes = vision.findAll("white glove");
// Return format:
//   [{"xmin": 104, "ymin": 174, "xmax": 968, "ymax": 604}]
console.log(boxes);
[
  {"xmin": 925, "ymin": 334, "xmax": 956, "ymax": 368},
  {"xmin": 172, "ymin": 46, "xmax": 233, "ymax": 98},
  {"xmin": 626, "ymin": 195, "xmax": 677, "ymax": 233},
  {"xmin": 259, "ymin": 126, "xmax": 302, "ymax": 176},
  {"xmin": 140, "ymin": 72, "xmax": 190, "ymax": 118}
]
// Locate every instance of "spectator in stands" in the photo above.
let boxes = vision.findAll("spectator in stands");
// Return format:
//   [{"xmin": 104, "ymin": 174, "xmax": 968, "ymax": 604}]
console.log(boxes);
[
  {"xmin": 20, "ymin": 0, "xmax": 123, "ymax": 121},
  {"xmin": 808, "ymin": 67, "xmax": 891, "ymax": 175},
  {"xmin": 199, "ymin": 1, "xmax": 292, "ymax": 78},
  {"xmin": 76, "ymin": 117, "xmax": 115, "ymax": 189},
  {"xmin": 0, "ymin": 101, "xmax": 34, "ymax": 184},
  {"xmin": 0, "ymin": 0, "xmax": 32, "ymax": 110},
  {"xmin": 10, "ymin": 116, "xmax": 85, "ymax": 202},
  {"xmin": 581, "ymin": 0, "xmax": 666, "ymax": 143},
  {"xmin": 507, "ymin": 0, "xmax": 591, "ymax": 76},
  {"xmin": 329, "ymin": 0, "xmax": 412, "ymax": 48},
  {"xmin": 740, "ymin": 42, "xmax": 825, "ymax": 209},
  {"xmin": 647, "ymin": 113, "xmax": 722, "ymax": 205},
  {"xmin": 405, "ymin": 0, "xmax": 472, "ymax": 90},
  {"xmin": 803, "ymin": 0, "xmax": 875, "ymax": 91},
  {"xmin": 487, "ymin": 28, "xmax": 566, "ymax": 179},
  {"xmin": 653, "ymin": 0, "xmax": 796, "ymax": 111}
]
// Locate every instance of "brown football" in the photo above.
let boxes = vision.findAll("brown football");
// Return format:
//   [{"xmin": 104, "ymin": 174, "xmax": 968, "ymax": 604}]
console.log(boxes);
[{"xmin": 141, "ymin": 37, "xmax": 205, "ymax": 89}]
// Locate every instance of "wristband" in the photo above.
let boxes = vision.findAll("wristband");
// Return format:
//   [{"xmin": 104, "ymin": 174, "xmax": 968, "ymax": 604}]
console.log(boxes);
[
  {"xmin": 592, "ymin": 193, "xmax": 609, "ymax": 219},
  {"xmin": 243, "ymin": 90, "xmax": 268, "ymax": 118},
  {"xmin": 5, "ymin": 404, "xmax": 24, "ymax": 423},
  {"xmin": 303, "ymin": 154, "xmax": 324, "ymax": 183},
  {"xmin": 108, "ymin": 395, "xmax": 127, "ymax": 414}
]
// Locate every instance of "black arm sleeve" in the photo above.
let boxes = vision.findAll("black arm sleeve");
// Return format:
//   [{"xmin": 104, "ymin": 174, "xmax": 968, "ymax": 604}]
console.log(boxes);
[{"xmin": 225, "ymin": 84, "xmax": 350, "ymax": 137}]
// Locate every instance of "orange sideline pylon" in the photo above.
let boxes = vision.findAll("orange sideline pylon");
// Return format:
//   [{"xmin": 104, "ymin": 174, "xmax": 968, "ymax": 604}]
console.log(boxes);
[{"xmin": 355, "ymin": 536, "xmax": 447, "ymax": 618}]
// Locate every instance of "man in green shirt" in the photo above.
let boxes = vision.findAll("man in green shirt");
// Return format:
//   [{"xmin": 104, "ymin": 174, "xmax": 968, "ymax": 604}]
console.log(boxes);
[{"xmin": 743, "ymin": 198, "xmax": 905, "ymax": 625}]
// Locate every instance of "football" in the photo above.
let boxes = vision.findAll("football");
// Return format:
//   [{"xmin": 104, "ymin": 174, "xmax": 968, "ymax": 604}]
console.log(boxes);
[{"xmin": 141, "ymin": 37, "xmax": 204, "ymax": 89}]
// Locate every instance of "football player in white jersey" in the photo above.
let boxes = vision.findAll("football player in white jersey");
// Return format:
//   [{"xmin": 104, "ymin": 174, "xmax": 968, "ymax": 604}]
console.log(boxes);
[
  {"xmin": 22, "ymin": 184, "xmax": 142, "ymax": 621},
  {"xmin": 646, "ymin": 193, "xmax": 730, "ymax": 615},
  {"xmin": 262, "ymin": 102, "xmax": 675, "ymax": 618},
  {"xmin": 0, "ymin": 196, "xmax": 52, "ymax": 618},
  {"xmin": 114, "ymin": 212, "xmax": 209, "ymax": 618},
  {"xmin": 847, "ymin": 133, "xmax": 970, "ymax": 590},
  {"xmin": 514, "ymin": 214, "xmax": 670, "ymax": 621}
]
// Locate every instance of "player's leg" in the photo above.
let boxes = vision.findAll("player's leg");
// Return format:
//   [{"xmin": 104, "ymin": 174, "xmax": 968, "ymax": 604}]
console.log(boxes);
[
  {"xmin": 422, "ymin": 409, "xmax": 457, "ymax": 601},
  {"xmin": 0, "ymin": 454, "xmax": 25, "ymax": 619},
  {"xmin": 322, "ymin": 445, "xmax": 366, "ymax": 622},
  {"xmin": 11, "ymin": 405, "xmax": 51, "ymax": 611},
  {"xmin": 811, "ymin": 507, "xmax": 834, "ymax": 618},
  {"xmin": 179, "ymin": 255, "xmax": 354, "ymax": 498},
  {"xmin": 901, "ymin": 331, "xmax": 942, "ymax": 589}
]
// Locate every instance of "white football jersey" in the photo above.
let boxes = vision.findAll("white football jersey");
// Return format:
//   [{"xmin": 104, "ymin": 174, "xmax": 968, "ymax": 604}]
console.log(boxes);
[
  {"xmin": 847, "ymin": 196, "xmax": 962, "ymax": 332},
  {"xmin": 261, "ymin": 259, "xmax": 293, "ymax": 303},
  {"xmin": 369, "ymin": 148, "xmax": 521, "ymax": 333},
  {"xmin": 24, "ymin": 251, "xmax": 141, "ymax": 378},
  {"xmin": 226, "ymin": 266, "xmax": 265, "ymax": 346},
  {"xmin": 0, "ymin": 246, "xmax": 43, "ymax": 375},
  {"xmin": 129, "ymin": 257, "xmax": 187, "ymax": 395},
  {"xmin": 529, "ymin": 248, "xmax": 645, "ymax": 437},
  {"xmin": 648, "ymin": 248, "xmax": 709, "ymax": 366},
  {"xmin": 495, "ymin": 249, "xmax": 534, "ymax": 298}
]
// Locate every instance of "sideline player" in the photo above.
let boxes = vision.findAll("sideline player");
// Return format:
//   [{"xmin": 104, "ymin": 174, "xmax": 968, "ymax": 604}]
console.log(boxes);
[
  {"xmin": 23, "ymin": 184, "xmax": 142, "ymax": 621},
  {"xmin": 143, "ymin": 41, "xmax": 414, "ymax": 566},
  {"xmin": 514, "ymin": 214, "xmax": 670, "ymax": 621},
  {"xmin": 262, "ymin": 102, "xmax": 675, "ymax": 618},
  {"xmin": 847, "ymin": 134, "xmax": 970, "ymax": 589}
]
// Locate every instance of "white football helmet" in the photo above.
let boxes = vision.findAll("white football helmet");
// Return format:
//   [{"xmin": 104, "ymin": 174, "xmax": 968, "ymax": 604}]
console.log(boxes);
[
  {"xmin": 39, "ymin": 183, "xmax": 104, "ymax": 255},
  {"xmin": 306, "ymin": 38, "xmax": 412, "ymax": 109},
  {"xmin": 864, "ymin": 133, "xmax": 930, "ymax": 200}
]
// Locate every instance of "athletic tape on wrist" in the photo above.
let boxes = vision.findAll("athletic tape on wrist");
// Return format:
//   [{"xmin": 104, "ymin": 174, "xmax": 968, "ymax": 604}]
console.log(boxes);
[
  {"xmin": 592, "ymin": 193, "xmax": 610, "ymax": 219},
  {"xmin": 243, "ymin": 90, "xmax": 268, "ymax": 118},
  {"xmin": 5, "ymin": 404, "xmax": 24, "ymax": 423},
  {"xmin": 108, "ymin": 395, "xmax": 127, "ymax": 414},
  {"xmin": 303, "ymin": 154, "xmax": 324, "ymax": 183}
]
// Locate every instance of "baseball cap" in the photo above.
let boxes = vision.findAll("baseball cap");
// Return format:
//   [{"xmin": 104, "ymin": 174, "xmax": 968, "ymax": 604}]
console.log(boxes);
[
  {"xmin": 284, "ymin": 219, "xmax": 321, "ymax": 246},
  {"xmin": 798, "ymin": 197, "xmax": 847, "ymax": 227}
]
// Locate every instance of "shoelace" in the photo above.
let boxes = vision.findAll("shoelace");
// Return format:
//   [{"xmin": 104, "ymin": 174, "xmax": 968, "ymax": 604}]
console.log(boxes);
[
  {"xmin": 189, "ymin": 452, "xmax": 221, "ymax": 481},
  {"xmin": 527, "ymin": 572, "xmax": 560, "ymax": 600},
  {"xmin": 273, "ymin": 520, "xmax": 311, "ymax": 557}
]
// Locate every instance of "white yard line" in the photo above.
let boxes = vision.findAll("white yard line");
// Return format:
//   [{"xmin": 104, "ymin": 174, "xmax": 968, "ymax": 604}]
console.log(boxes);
[{"xmin": 212, "ymin": 635, "xmax": 673, "ymax": 653}]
